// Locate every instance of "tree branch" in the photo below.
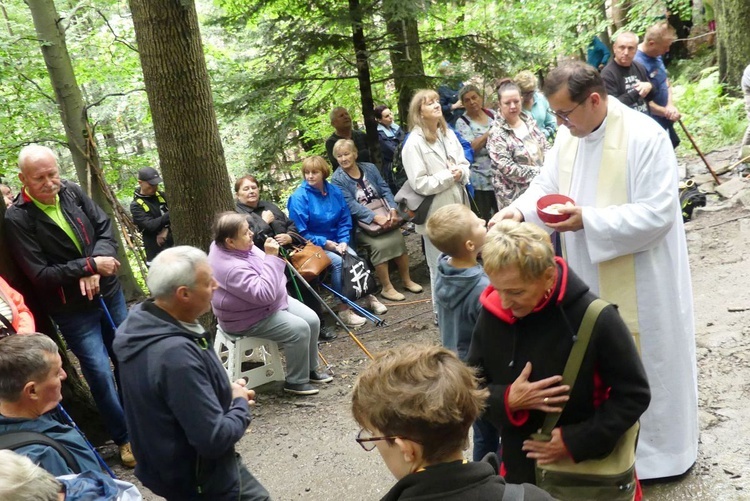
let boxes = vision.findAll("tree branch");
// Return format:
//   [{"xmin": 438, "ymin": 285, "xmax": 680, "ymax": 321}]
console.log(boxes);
[
  {"xmin": 84, "ymin": 88, "xmax": 146, "ymax": 111},
  {"xmin": 17, "ymin": 72, "xmax": 56, "ymax": 103},
  {"xmin": 93, "ymin": 8, "xmax": 139, "ymax": 53}
]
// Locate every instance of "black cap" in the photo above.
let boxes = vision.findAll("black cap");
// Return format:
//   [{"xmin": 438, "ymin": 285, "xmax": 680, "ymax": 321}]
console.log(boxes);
[{"xmin": 138, "ymin": 167, "xmax": 163, "ymax": 185}]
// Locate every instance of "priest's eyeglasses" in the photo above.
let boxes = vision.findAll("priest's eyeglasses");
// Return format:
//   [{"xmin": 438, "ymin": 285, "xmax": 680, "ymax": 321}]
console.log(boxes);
[
  {"xmin": 355, "ymin": 428, "xmax": 417, "ymax": 451},
  {"xmin": 550, "ymin": 93, "xmax": 592, "ymax": 123}
]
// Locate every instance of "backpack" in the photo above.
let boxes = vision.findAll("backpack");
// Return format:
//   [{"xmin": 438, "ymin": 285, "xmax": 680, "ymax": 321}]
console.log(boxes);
[
  {"xmin": 0, "ymin": 431, "xmax": 81, "ymax": 473},
  {"xmin": 679, "ymin": 180, "xmax": 706, "ymax": 222}
]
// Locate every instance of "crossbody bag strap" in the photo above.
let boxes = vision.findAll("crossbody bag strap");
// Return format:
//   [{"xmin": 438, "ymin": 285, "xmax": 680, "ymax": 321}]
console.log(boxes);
[{"xmin": 540, "ymin": 298, "xmax": 609, "ymax": 435}]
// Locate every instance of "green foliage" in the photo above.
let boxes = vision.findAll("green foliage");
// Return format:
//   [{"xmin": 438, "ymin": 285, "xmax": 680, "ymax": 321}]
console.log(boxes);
[{"xmin": 672, "ymin": 65, "xmax": 745, "ymax": 154}]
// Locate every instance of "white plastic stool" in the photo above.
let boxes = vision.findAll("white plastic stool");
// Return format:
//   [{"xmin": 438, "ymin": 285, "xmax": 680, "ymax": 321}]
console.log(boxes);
[{"xmin": 213, "ymin": 326, "xmax": 286, "ymax": 389}]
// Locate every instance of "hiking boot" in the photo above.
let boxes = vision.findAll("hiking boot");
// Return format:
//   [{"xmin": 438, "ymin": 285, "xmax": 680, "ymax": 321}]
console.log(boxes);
[
  {"xmin": 283, "ymin": 382, "xmax": 319, "ymax": 395},
  {"xmin": 364, "ymin": 294, "xmax": 387, "ymax": 315},
  {"xmin": 309, "ymin": 370, "xmax": 333, "ymax": 384},
  {"xmin": 339, "ymin": 309, "xmax": 366, "ymax": 327},
  {"xmin": 119, "ymin": 442, "xmax": 136, "ymax": 468},
  {"xmin": 381, "ymin": 288, "xmax": 405, "ymax": 301},
  {"xmin": 318, "ymin": 325, "xmax": 338, "ymax": 342}
]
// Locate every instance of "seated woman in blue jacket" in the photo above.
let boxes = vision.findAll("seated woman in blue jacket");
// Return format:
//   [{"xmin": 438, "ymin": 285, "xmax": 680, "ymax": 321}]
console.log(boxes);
[
  {"xmin": 288, "ymin": 156, "xmax": 388, "ymax": 328},
  {"xmin": 330, "ymin": 139, "xmax": 422, "ymax": 303}
]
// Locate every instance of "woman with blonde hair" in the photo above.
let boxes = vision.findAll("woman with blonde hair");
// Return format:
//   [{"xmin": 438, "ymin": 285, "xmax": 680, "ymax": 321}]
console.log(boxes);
[
  {"xmin": 468, "ymin": 220, "xmax": 650, "ymax": 495},
  {"xmin": 514, "ymin": 70, "xmax": 556, "ymax": 140},
  {"xmin": 331, "ymin": 139, "xmax": 422, "ymax": 301},
  {"xmin": 400, "ymin": 89, "xmax": 471, "ymax": 309}
]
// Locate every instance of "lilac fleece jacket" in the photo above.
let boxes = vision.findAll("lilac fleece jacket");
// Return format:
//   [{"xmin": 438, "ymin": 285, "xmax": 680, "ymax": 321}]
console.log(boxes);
[{"xmin": 208, "ymin": 242, "xmax": 289, "ymax": 333}]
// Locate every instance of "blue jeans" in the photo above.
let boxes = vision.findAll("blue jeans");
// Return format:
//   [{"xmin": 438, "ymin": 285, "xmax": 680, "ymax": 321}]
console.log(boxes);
[
  {"xmin": 324, "ymin": 247, "xmax": 358, "ymax": 295},
  {"xmin": 52, "ymin": 290, "xmax": 129, "ymax": 445},
  {"xmin": 472, "ymin": 415, "xmax": 501, "ymax": 462}
]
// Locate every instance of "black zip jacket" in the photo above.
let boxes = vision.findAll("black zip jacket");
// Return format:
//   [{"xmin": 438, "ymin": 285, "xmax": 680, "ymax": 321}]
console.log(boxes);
[
  {"xmin": 130, "ymin": 188, "xmax": 172, "ymax": 261},
  {"xmin": 467, "ymin": 258, "xmax": 650, "ymax": 485},
  {"xmin": 235, "ymin": 200, "xmax": 299, "ymax": 248},
  {"xmin": 4, "ymin": 181, "xmax": 121, "ymax": 315}
]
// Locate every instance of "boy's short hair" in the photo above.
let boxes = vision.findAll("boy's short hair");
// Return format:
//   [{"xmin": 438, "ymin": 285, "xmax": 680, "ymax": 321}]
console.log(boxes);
[
  {"xmin": 425, "ymin": 204, "xmax": 476, "ymax": 257},
  {"xmin": 351, "ymin": 343, "xmax": 488, "ymax": 464}
]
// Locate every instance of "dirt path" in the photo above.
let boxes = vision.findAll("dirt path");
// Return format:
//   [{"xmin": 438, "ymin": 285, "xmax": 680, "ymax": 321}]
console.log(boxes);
[{"xmin": 114, "ymin": 148, "xmax": 750, "ymax": 500}]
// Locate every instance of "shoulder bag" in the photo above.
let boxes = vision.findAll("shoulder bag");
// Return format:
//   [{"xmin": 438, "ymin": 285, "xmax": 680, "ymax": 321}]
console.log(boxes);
[
  {"xmin": 357, "ymin": 198, "xmax": 401, "ymax": 237},
  {"xmin": 285, "ymin": 232, "xmax": 332, "ymax": 281},
  {"xmin": 532, "ymin": 299, "xmax": 639, "ymax": 501},
  {"xmin": 394, "ymin": 182, "xmax": 434, "ymax": 225}
]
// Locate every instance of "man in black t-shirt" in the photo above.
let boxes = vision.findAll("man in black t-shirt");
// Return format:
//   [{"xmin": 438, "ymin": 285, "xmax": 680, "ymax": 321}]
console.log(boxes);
[{"xmin": 601, "ymin": 32, "xmax": 655, "ymax": 116}]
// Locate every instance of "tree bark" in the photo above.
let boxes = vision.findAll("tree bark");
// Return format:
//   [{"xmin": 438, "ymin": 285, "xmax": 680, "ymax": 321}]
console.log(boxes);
[
  {"xmin": 128, "ymin": 0, "xmax": 234, "ymax": 252},
  {"xmin": 26, "ymin": 0, "xmax": 143, "ymax": 301},
  {"xmin": 384, "ymin": 16, "xmax": 428, "ymax": 127},
  {"xmin": 348, "ymin": 0, "xmax": 381, "ymax": 168},
  {"xmin": 715, "ymin": 0, "xmax": 750, "ymax": 95}
]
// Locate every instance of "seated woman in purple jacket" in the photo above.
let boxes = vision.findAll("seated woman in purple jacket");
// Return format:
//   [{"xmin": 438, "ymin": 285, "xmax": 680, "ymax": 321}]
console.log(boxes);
[{"xmin": 207, "ymin": 212, "xmax": 333, "ymax": 396}]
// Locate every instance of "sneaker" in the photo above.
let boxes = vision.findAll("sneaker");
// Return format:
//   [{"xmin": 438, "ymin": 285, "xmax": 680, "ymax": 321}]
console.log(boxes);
[
  {"xmin": 309, "ymin": 370, "xmax": 333, "ymax": 384},
  {"xmin": 364, "ymin": 295, "xmax": 388, "ymax": 315},
  {"xmin": 381, "ymin": 288, "xmax": 406, "ymax": 301},
  {"xmin": 339, "ymin": 309, "xmax": 366, "ymax": 327},
  {"xmin": 283, "ymin": 382, "xmax": 319, "ymax": 395},
  {"xmin": 119, "ymin": 442, "xmax": 136, "ymax": 468},
  {"xmin": 318, "ymin": 325, "xmax": 338, "ymax": 342}
]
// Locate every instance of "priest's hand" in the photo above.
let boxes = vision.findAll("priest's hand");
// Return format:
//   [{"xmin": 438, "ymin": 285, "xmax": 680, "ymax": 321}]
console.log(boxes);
[
  {"xmin": 545, "ymin": 206, "xmax": 583, "ymax": 232},
  {"xmin": 522, "ymin": 428, "xmax": 569, "ymax": 464},
  {"xmin": 488, "ymin": 207, "xmax": 523, "ymax": 228}
]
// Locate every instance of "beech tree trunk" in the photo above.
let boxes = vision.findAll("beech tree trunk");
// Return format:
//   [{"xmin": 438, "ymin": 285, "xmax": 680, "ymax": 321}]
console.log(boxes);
[
  {"xmin": 26, "ymin": 0, "xmax": 143, "ymax": 301},
  {"xmin": 128, "ymin": 0, "xmax": 234, "ymax": 252},
  {"xmin": 715, "ymin": 0, "xmax": 750, "ymax": 95}
]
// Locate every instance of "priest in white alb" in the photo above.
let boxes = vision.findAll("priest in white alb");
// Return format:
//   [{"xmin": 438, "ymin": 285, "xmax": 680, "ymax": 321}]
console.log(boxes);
[{"xmin": 491, "ymin": 61, "xmax": 698, "ymax": 480}]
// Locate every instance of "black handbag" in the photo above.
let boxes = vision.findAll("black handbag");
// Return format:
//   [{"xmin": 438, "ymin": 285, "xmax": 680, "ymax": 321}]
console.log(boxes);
[
  {"xmin": 340, "ymin": 252, "xmax": 378, "ymax": 301},
  {"xmin": 394, "ymin": 182, "xmax": 434, "ymax": 225}
]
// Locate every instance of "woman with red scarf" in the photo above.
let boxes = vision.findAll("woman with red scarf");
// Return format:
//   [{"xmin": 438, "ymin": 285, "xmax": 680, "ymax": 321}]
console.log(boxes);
[{"xmin": 468, "ymin": 220, "xmax": 650, "ymax": 499}]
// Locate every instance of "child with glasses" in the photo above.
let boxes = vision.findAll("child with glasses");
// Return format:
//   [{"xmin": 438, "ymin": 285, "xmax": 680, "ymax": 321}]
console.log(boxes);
[{"xmin": 351, "ymin": 344, "xmax": 553, "ymax": 500}]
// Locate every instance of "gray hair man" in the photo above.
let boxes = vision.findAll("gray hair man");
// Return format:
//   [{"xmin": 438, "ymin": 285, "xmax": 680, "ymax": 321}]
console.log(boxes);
[
  {"xmin": 600, "ymin": 31, "xmax": 654, "ymax": 115},
  {"xmin": 325, "ymin": 106, "xmax": 371, "ymax": 170},
  {"xmin": 4, "ymin": 145, "xmax": 133, "ymax": 468},
  {"xmin": 113, "ymin": 246, "xmax": 270, "ymax": 501},
  {"xmin": 0, "ymin": 334, "xmax": 101, "ymax": 475}
]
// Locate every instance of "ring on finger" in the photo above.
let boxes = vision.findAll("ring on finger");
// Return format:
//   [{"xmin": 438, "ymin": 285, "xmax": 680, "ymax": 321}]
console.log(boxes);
[{"xmin": 543, "ymin": 397, "xmax": 549, "ymax": 404}]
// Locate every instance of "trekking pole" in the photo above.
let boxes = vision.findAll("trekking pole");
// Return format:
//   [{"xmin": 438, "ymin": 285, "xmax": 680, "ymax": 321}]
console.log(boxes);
[
  {"xmin": 98, "ymin": 296, "xmax": 118, "ymax": 331},
  {"xmin": 320, "ymin": 283, "xmax": 384, "ymax": 326},
  {"xmin": 56, "ymin": 404, "xmax": 117, "ymax": 479},
  {"xmin": 678, "ymin": 119, "xmax": 721, "ymax": 185},
  {"xmin": 282, "ymin": 261, "xmax": 374, "ymax": 360}
]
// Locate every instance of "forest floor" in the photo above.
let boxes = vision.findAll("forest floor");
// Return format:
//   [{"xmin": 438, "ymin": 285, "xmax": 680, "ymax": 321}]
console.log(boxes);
[{"xmin": 108, "ymin": 145, "xmax": 750, "ymax": 501}]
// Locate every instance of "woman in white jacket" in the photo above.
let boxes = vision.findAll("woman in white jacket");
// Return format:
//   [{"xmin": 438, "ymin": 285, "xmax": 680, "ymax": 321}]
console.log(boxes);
[{"xmin": 401, "ymin": 89, "xmax": 471, "ymax": 315}]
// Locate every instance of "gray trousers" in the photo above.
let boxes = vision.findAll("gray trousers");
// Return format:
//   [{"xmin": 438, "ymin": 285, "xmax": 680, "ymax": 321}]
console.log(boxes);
[
  {"xmin": 422, "ymin": 234, "xmax": 440, "ymax": 314},
  {"xmin": 234, "ymin": 297, "xmax": 320, "ymax": 384}
]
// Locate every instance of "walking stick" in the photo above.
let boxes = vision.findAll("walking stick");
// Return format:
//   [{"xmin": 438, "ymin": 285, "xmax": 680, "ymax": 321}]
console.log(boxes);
[
  {"xmin": 282, "ymin": 260, "xmax": 374, "ymax": 360},
  {"xmin": 678, "ymin": 119, "xmax": 721, "ymax": 185},
  {"xmin": 56, "ymin": 404, "xmax": 117, "ymax": 479}
]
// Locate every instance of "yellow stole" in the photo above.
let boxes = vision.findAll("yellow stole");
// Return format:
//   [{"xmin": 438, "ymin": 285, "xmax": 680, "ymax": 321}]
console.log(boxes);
[{"xmin": 557, "ymin": 99, "xmax": 640, "ymax": 350}]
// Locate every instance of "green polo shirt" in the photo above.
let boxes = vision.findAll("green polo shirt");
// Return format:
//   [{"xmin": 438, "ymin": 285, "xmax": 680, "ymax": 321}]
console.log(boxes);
[{"xmin": 26, "ymin": 188, "xmax": 83, "ymax": 254}]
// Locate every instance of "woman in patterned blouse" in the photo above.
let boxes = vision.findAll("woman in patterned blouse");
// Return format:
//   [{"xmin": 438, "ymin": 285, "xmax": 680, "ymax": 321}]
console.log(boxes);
[{"xmin": 486, "ymin": 80, "xmax": 550, "ymax": 209}]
